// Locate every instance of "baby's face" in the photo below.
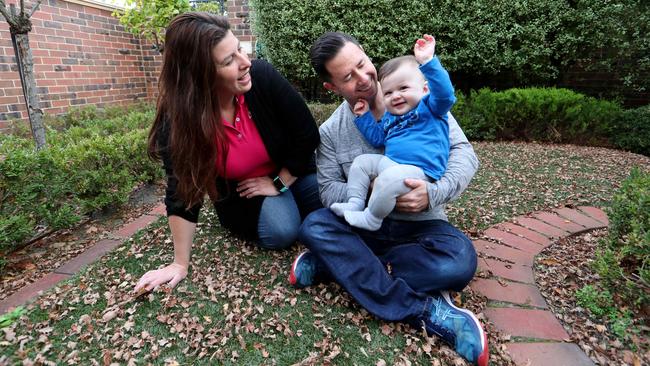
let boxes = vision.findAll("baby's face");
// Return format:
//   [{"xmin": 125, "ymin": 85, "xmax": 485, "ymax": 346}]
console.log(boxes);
[{"xmin": 381, "ymin": 64, "xmax": 428, "ymax": 116}]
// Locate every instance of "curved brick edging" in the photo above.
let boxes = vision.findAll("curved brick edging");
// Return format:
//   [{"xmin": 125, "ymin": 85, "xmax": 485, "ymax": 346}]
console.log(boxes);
[
  {"xmin": 470, "ymin": 206, "xmax": 609, "ymax": 366},
  {"xmin": 0, "ymin": 203, "xmax": 167, "ymax": 315}
]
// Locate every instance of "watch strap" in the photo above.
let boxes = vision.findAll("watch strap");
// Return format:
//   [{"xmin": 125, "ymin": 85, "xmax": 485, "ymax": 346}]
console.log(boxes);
[{"xmin": 273, "ymin": 176, "xmax": 288, "ymax": 193}]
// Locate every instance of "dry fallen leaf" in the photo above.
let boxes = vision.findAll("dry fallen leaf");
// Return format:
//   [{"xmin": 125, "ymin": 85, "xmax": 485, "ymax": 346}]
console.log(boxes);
[{"xmin": 102, "ymin": 310, "xmax": 117, "ymax": 322}]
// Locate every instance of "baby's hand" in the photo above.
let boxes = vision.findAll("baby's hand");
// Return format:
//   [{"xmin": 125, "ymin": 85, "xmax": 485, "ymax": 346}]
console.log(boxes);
[
  {"xmin": 414, "ymin": 34, "xmax": 436, "ymax": 65},
  {"xmin": 353, "ymin": 99, "xmax": 370, "ymax": 116}
]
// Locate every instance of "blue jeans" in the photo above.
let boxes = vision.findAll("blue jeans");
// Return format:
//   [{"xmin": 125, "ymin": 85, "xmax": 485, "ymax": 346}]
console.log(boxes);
[
  {"xmin": 298, "ymin": 208, "xmax": 477, "ymax": 321},
  {"xmin": 257, "ymin": 173, "xmax": 322, "ymax": 250}
]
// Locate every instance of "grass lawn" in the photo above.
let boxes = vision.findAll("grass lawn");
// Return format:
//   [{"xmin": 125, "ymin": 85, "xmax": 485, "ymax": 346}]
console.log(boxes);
[{"xmin": 2, "ymin": 142, "xmax": 649, "ymax": 365}]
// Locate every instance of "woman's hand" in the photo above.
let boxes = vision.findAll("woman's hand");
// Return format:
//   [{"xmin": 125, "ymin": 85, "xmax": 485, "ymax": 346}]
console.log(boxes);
[
  {"xmin": 134, "ymin": 263, "xmax": 188, "ymax": 293},
  {"xmin": 237, "ymin": 176, "xmax": 279, "ymax": 198}
]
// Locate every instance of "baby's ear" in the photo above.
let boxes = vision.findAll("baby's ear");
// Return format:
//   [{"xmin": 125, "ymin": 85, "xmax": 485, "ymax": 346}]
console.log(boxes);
[{"xmin": 423, "ymin": 81, "xmax": 429, "ymax": 93}]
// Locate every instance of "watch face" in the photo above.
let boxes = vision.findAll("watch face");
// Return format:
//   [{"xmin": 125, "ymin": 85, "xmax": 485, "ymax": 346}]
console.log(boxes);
[{"xmin": 273, "ymin": 176, "xmax": 286, "ymax": 192}]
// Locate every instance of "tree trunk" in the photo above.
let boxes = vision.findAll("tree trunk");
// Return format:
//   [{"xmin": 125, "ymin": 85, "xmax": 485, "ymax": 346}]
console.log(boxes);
[{"xmin": 14, "ymin": 32, "xmax": 46, "ymax": 150}]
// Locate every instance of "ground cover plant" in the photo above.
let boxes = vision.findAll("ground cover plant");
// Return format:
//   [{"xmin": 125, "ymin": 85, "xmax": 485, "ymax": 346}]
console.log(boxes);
[
  {"xmin": 0, "ymin": 105, "xmax": 163, "ymax": 257},
  {"xmin": 1, "ymin": 142, "xmax": 648, "ymax": 365}
]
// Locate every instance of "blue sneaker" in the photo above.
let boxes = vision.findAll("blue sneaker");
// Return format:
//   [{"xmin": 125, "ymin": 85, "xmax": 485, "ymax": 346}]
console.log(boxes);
[
  {"xmin": 288, "ymin": 250, "xmax": 317, "ymax": 288},
  {"xmin": 422, "ymin": 291, "xmax": 489, "ymax": 366}
]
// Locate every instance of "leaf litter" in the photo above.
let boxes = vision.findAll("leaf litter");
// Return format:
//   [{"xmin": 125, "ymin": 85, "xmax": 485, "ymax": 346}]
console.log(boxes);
[
  {"xmin": 535, "ymin": 229, "xmax": 649, "ymax": 365},
  {"xmin": 2, "ymin": 143, "xmax": 649, "ymax": 365}
]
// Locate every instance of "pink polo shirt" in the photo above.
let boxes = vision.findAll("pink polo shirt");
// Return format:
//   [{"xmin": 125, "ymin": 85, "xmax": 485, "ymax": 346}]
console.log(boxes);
[{"xmin": 222, "ymin": 95, "xmax": 276, "ymax": 181}]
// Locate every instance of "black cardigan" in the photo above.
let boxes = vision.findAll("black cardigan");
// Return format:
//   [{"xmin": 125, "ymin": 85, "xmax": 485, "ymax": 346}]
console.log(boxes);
[{"xmin": 159, "ymin": 60, "xmax": 319, "ymax": 239}]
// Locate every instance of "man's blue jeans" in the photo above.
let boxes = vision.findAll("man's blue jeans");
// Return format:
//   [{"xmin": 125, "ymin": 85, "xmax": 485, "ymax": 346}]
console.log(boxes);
[
  {"xmin": 298, "ymin": 208, "xmax": 477, "ymax": 322},
  {"xmin": 257, "ymin": 173, "xmax": 322, "ymax": 249}
]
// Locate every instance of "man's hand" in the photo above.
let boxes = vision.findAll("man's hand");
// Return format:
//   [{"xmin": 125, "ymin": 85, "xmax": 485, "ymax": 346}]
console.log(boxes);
[
  {"xmin": 395, "ymin": 178, "xmax": 429, "ymax": 212},
  {"xmin": 414, "ymin": 34, "xmax": 436, "ymax": 65},
  {"xmin": 134, "ymin": 262, "xmax": 188, "ymax": 293}
]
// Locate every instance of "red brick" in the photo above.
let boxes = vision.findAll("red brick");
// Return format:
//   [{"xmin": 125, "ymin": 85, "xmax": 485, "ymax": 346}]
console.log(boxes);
[
  {"xmin": 473, "ymin": 240, "xmax": 536, "ymax": 266},
  {"xmin": 496, "ymin": 222, "xmax": 552, "ymax": 246},
  {"xmin": 554, "ymin": 207, "xmax": 606, "ymax": 230},
  {"xmin": 484, "ymin": 228, "xmax": 544, "ymax": 254},
  {"xmin": 471, "ymin": 278, "xmax": 546, "ymax": 308},
  {"xmin": 149, "ymin": 203, "xmax": 166, "ymax": 217},
  {"xmin": 531, "ymin": 212, "xmax": 587, "ymax": 233},
  {"xmin": 115, "ymin": 214, "xmax": 158, "ymax": 238},
  {"xmin": 477, "ymin": 257, "xmax": 535, "ymax": 283},
  {"xmin": 0, "ymin": 273, "xmax": 70, "ymax": 315},
  {"xmin": 484, "ymin": 308, "xmax": 569, "ymax": 340},
  {"xmin": 577, "ymin": 206, "xmax": 609, "ymax": 226},
  {"xmin": 506, "ymin": 342, "xmax": 595, "ymax": 366},
  {"xmin": 515, "ymin": 217, "xmax": 569, "ymax": 239},
  {"xmin": 54, "ymin": 239, "xmax": 122, "ymax": 275}
]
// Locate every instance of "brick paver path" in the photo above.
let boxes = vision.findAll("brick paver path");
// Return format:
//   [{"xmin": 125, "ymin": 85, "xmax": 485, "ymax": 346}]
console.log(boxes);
[
  {"xmin": 471, "ymin": 206, "xmax": 608, "ymax": 366},
  {"xmin": 1, "ymin": 204, "xmax": 609, "ymax": 366}
]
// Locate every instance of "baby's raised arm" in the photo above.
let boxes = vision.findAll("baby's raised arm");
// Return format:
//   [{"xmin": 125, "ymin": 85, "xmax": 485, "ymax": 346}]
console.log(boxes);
[{"xmin": 414, "ymin": 34, "xmax": 436, "ymax": 65}]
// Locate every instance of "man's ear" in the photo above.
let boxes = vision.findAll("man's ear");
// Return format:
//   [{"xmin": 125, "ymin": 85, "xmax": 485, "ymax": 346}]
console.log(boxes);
[{"xmin": 323, "ymin": 81, "xmax": 339, "ymax": 94}]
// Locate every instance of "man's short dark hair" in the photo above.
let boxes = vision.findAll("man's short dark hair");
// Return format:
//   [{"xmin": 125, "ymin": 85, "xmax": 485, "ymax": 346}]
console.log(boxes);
[
  {"xmin": 378, "ymin": 55, "xmax": 419, "ymax": 82},
  {"xmin": 310, "ymin": 32, "xmax": 361, "ymax": 81}
]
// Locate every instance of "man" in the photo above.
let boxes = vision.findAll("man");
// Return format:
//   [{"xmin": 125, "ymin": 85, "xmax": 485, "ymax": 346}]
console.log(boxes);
[{"xmin": 290, "ymin": 32, "xmax": 488, "ymax": 366}]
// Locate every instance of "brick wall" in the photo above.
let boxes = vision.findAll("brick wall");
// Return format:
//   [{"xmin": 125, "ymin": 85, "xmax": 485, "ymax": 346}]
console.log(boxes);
[
  {"xmin": 226, "ymin": 0, "xmax": 254, "ymax": 55},
  {"xmin": 0, "ymin": 0, "xmax": 164, "ymax": 129},
  {"xmin": 0, "ymin": 0, "xmax": 256, "ymax": 130}
]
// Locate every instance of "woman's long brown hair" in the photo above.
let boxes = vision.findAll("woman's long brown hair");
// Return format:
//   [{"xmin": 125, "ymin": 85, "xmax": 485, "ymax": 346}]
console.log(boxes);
[{"xmin": 148, "ymin": 12, "xmax": 230, "ymax": 208}]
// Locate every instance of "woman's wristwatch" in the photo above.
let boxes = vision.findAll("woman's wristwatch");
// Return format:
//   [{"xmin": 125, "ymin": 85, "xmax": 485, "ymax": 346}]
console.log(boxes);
[{"xmin": 273, "ymin": 176, "xmax": 289, "ymax": 193}]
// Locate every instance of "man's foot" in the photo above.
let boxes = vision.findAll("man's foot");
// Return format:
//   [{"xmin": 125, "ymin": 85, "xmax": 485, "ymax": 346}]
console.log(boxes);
[
  {"xmin": 330, "ymin": 200, "xmax": 364, "ymax": 217},
  {"xmin": 344, "ymin": 209, "xmax": 382, "ymax": 231},
  {"xmin": 422, "ymin": 291, "xmax": 489, "ymax": 366},
  {"xmin": 288, "ymin": 250, "xmax": 317, "ymax": 288}
]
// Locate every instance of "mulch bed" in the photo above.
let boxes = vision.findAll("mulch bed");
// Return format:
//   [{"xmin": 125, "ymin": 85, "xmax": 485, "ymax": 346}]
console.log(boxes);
[{"xmin": 535, "ymin": 229, "xmax": 649, "ymax": 365}]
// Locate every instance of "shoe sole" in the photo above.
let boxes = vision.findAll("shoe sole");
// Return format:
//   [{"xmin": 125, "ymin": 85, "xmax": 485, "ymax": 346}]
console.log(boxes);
[
  {"xmin": 288, "ymin": 251, "xmax": 309, "ymax": 287},
  {"xmin": 441, "ymin": 291, "xmax": 489, "ymax": 366}
]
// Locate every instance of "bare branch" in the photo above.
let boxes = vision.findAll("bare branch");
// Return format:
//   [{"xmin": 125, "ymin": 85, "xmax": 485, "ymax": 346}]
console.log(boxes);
[
  {"xmin": 20, "ymin": 0, "xmax": 24, "ymax": 16},
  {"xmin": 0, "ymin": 0, "xmax": 15, "ymax": 25},
  {"xmin": 28, "ymin": 0, "xmax": 42, "ymax": 18}
]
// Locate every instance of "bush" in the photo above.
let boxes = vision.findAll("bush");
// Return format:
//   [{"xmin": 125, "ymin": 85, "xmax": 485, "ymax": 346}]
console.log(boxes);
[
  {"xmin": 250, "ymin": 0, "xmax": 648, "ymax": 96},
  {"xmin": 307, "ymin": 103, "xmax": 340, "ymax": 126},
  {"xmin": 608, "ymin": 105, "xmax": 650, "ymax": 156},
  {"xmin": 451, "ymin": 88, "xmax": 622, "ymax": 144},
  {"xmin": 0, "ymin": 107, "xmax": 162, "ymax": 254},
  {"xmin": 594, "ymin": 168, "xmax": 650, "ymax": 309}
]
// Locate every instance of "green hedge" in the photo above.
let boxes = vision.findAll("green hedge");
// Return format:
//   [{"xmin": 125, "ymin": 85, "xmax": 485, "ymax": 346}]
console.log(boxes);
[
  {"xmin": 0, "ymin": 106, "xmax": 162, "ymax": 255},
  {"xmin": 608, "ymin": 105, "xmax": 650, "ymax": 156},
  {"xmin": 251, "ymin": 0, "xmax": 649, "ymax": 94},
  {"xmin": 452, "ymin": 87, "xmax": 622, "ymax": 144},
  {"xmin": 595, "ymin": 168, "xmax": 650, "ymax": 310}
]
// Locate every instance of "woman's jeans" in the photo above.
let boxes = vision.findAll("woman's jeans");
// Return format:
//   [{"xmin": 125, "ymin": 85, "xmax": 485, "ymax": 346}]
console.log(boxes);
[
  {"xmin": 257, "ymin": 173, "xmax": 322, "ymax": 249},
  {"xmin": 298, "ymin": 208, "xmax": 477, "ymax": 322}
]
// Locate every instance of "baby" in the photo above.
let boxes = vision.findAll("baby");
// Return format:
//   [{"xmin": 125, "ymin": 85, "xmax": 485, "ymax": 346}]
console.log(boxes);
[{"xmin": 330, "ymin": 34, "xmax": 456, "ymax": 230}]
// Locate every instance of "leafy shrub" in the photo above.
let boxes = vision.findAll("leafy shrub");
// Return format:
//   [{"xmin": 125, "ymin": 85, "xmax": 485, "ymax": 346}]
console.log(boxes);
[
  {"xmin": 594, "ymin": 168, "xmax": 650, "ymax": 309},
  {"xmin": 608, "ymin": 105, "xmax": 650, "ymax": 156},
  {"xmin": 451, "ymin": 88, "xmax": 622, "ymax": 144},
  {"xmin": 307, "ymin": 103, "xmax": 340, "ymax": 126},
  {"xmin": 250, "ymin": 0, "xmax": 648, "ymax": 97},
  {"xmin": 0, "ymin": 108, "xmax": 162, "ymax": 254}
]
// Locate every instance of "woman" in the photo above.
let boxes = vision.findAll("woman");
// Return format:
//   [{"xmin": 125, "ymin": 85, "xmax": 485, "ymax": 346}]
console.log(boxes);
[{"xmin": 135, "ymin": 13, "xmax": 321, "ymax": 292}]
